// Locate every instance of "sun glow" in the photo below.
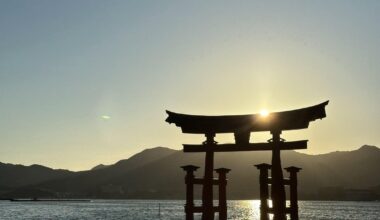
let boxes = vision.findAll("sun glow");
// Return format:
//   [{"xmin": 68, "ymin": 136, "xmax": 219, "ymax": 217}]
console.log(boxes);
[{"xmin": 260, "ymin": 109, "xmax": 269, "ymax": 117}]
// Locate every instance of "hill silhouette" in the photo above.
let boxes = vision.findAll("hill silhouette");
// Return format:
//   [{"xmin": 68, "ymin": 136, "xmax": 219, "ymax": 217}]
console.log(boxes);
[
  {"xmin": 1, "ymin": 145, "xmax": 379, "ymax": 200},
  {"xmin": 0, "ymin": 163, "xmax": 73, "ymax": 196},
  {"xmin": 91, "ymin": 164, "xmax": 109, "ymax": 171}
]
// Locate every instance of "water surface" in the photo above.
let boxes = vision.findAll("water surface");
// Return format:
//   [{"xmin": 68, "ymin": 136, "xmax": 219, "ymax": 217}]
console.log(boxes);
[{"xmin": 0, "ymin": 200, "xmax": 379, "ymax": 219}]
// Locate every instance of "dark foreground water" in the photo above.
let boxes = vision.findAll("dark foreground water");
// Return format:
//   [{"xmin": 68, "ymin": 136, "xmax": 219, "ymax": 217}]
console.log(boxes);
[{"xmin": 0, "ymin": 200, "xmax": 379, "ymax": 220}]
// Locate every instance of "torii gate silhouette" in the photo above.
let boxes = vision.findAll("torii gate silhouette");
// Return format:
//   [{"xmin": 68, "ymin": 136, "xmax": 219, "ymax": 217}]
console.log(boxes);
[{"xmin": 166, "ymin": 101, "xmax": 328, "ymax": 220}]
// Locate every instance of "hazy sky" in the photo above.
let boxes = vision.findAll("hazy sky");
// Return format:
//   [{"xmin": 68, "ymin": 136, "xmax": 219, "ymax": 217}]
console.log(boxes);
[{"xmin": 1, "ymin": 1, "xmax": 380, "ymax": 171}]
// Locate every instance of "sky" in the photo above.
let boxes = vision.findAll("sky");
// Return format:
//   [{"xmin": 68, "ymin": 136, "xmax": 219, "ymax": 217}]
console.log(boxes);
[{"xmin": 1, "ymin": 1, "xmax": 380, "ymax": 171}]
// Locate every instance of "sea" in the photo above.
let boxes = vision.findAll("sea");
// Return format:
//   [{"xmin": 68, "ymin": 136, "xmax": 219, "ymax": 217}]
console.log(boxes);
[{"xmin": 0, "ymin": 200, "xmax": 379, "ymax": 220}]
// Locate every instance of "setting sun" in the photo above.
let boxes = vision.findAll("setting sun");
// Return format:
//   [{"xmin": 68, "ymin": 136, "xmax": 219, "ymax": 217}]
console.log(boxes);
[{"xmin": 260, "ymin": 109, "xmax": 269, "ymax": 117}]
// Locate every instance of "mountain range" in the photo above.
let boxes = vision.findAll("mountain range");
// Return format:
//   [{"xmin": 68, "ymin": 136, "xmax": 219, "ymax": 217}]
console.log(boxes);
[{"xmin": 1, "ymin": 145, "xmax": 379, "ymax": 200}]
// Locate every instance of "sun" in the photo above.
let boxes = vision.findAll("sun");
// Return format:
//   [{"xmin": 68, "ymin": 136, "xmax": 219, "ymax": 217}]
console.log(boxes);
[{"xmin": 260, "ymin": 109, "xmax": 269, "ymax": 117}]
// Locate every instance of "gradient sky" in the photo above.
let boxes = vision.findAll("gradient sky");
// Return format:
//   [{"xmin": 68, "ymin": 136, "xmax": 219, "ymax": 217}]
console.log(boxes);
[{"xmin": 1, "ymin": 1, "xmax": 380, "ymax": 171}]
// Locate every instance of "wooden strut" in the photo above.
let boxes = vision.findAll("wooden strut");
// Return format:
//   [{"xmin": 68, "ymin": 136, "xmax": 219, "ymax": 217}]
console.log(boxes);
[
  {"xmin": 181, "ymin": 133, "xmax": 232, "ymax": 220},
  {"xmin": 181, "ymin": 165, "xmax": 199, "ymax": 220},
  {"xmin": 181, "ymin": 165, "xmax": 230, "ymax": 220},
  {"xmin": 255, "ymin": 163, "xmax": 271, "ymax": 220},
  {"xmin": 255, "ymin": 163, "xmax": 302, "ymax": 220},
  {"xmin": 215, "ymin": 168, "xmax": 231, "ymax": 220},
  {"xmin": 285, "ymin": 166, "xmax": 302, "ymax": 220}
]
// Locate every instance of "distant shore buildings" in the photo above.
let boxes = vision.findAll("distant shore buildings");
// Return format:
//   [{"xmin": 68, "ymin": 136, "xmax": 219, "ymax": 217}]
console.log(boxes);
[{"xmin": 318, "ymin": 186, "xmax": 378, "ymax": 201}]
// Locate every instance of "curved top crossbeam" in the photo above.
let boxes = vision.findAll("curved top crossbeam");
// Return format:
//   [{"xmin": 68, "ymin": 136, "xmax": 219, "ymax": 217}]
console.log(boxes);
[{"xmin": 166, "ymin": 101, "xmax": 328, "ymax": 134}]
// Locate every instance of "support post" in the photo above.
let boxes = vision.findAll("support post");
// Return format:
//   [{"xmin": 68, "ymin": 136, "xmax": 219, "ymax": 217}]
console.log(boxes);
[
  {"xmin": 255, "ymin": 163, "xmax": 271, "ymax": 220},
  {"xmin": 285, "ymin": 166, "xmax": 302, "ymax": 220},
  {"xmin": 215, "ymin": 168, "xmax": 230, "ymax": 220},
  {"xmin": 202, "ymin": 133, "xmax": 215, "ymax": 220},
  {"xmin": 181, "ymin": 165, "xmax": 199, "ymax": 220},
  {"xmin": 270, "ymin": 130, "xmax": 286, "ymax": 220}
]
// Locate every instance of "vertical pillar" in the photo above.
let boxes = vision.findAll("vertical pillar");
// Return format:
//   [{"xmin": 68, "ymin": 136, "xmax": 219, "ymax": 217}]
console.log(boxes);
[
  {"xmin": 181, "ymin": 165, "xmax": 199, "ymax": 220},
  {"xmin": 285, "ymin": 166, "xmax": 302, "ymax": 220},
  {"xmin": 255, "ymin": 163, "xmax": 271, "ymax": 220},
  {"xmin": 270, "ymin": 130, "xmax": 286, "ymax": 220},
  {"xmin": 202, "ymin": 133, "xmax": 215, "ymax": 220},
  {"xmin": 215, "ymin": 168, "xmax": 231, "ymax": 220}
]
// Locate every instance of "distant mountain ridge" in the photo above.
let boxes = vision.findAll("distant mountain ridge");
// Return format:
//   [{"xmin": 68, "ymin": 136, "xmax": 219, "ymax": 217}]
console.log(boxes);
[
  {"xmin": 91, "ymin": 164, "xmax": 109, "ymax": 171},
  {"xmin": 0, "ymin": 162, "xmax": 73, "ymax": 195},
  {"xmin": 0, "ymin": 145, "xmax": 379, "ymax": 200}
]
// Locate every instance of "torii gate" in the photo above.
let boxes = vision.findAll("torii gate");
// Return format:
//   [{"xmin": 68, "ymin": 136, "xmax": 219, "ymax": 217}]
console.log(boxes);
[{"xmin": 166, "ymin": 101, "xmax": 328, "ymax": 220}]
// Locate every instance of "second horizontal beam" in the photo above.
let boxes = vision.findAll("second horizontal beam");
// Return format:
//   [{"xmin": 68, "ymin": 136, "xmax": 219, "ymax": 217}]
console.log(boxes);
[{"xmin": 183, "ymin": 140, "xmax": 307, "ymax": 152}]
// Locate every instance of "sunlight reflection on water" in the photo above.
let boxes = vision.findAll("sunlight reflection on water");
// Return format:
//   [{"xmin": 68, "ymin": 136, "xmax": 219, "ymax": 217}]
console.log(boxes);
[{"xmin": 228, "ymin": 200, "xmax": 260, "ymax": 220}]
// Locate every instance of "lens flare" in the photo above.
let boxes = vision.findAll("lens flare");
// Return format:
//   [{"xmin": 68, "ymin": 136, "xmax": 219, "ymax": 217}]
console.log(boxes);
[{"xmin": 101, "ymin": 115, "xmax": 111, "ymax": 120}]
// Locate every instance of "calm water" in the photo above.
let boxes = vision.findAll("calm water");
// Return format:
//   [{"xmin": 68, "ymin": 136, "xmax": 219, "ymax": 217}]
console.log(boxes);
[{"xmin": 0, "ymin": 200, "xmax": 379, "ymax": 220}]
